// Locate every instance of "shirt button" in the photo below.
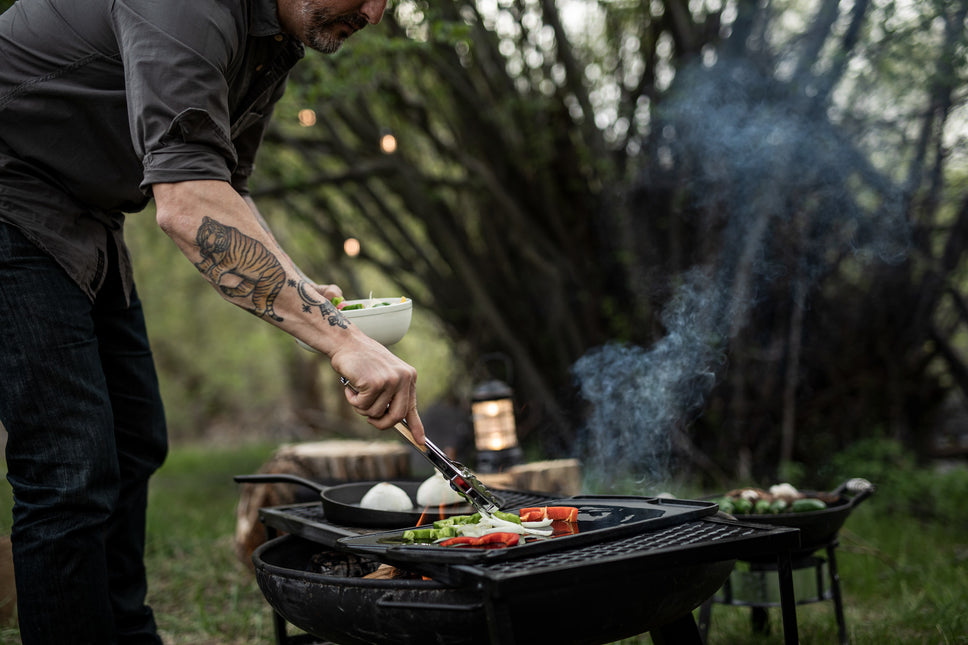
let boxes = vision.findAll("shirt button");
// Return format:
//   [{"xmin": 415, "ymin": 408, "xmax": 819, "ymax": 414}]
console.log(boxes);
[{"xmin": 274, "ymin": 34, "xmax": 284, "ymax": 42}]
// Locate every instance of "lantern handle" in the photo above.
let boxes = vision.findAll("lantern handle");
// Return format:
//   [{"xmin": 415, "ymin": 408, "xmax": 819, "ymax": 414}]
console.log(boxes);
[{"xmin": 473, "ymin": 352, "xmax": 514, "ymax": 385}]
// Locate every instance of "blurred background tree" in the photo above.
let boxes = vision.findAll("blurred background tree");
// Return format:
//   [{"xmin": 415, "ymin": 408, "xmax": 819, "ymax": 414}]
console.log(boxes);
[{"xmin": 246, "ymin": 0, "xmax": 968, "ymax": 486}]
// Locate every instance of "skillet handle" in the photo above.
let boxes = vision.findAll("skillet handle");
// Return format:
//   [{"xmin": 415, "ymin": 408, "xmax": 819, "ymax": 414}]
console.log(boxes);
[
  {"xmin": 832, "ymin": 478, "xmax": 876, "ymax": 508},
  {"xmin": 233, "ymin": 473, "xmax": 326, "ymax": 494}
]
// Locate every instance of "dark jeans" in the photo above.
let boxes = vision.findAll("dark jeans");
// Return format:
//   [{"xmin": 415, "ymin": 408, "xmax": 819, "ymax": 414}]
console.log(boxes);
[{"xmin": 0, "ymin": 221, "xmax": 168, "ymax": 644}]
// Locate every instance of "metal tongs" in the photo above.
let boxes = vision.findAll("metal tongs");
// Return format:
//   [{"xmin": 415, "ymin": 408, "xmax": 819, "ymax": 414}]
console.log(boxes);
[{"xmin": 339, "ymin": 376, "xmax": 501, "ymax": 515}]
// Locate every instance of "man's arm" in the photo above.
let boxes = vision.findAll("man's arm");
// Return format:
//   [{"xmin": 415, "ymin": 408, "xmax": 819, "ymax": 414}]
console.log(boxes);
[{"xmin": 153, "ymin": 179, "xmax": 424, "ymax": 442}]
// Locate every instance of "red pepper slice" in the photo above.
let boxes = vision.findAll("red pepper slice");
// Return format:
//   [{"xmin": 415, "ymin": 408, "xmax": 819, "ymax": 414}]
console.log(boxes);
[
  {"xmin": 518, "ymin": 506, "xmax": 579, "ymax": 523},
  {"xmin": 439, "ymin": 532, "xmax": 521, "ymax": 548}
]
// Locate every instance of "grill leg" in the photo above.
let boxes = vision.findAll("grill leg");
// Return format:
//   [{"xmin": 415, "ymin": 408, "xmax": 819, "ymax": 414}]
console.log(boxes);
[
  {"xmin": 827, "ymin": 542, "xmax": 849, "ymax": 645},
  {"xmin": 776, "ymin": 552, "xmax": 800, "ymax": 645},
  {"xmin": 697, "ymin": 597, "xmax": 713, "ymax": 643}
]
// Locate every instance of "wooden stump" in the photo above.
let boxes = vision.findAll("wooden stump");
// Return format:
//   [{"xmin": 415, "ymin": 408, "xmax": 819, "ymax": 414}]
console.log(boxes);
[
  {"xmin": 234, "ymin": 440, "xmax": 411, "ymax": 568},
  {"xmin": 477, "ymin": 459, "xmax": 583, "ymax": 496}
]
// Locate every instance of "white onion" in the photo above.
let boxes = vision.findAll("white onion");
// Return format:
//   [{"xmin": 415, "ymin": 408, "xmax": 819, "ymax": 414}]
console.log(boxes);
[
  {"xmin": 769, "ymin": 483, "xmax": 799, "ymax": 499},
  {"xmin": 359, "ymin": 482, "xmax": 414, "ymax": 512},
  {"xmin": 416, "ymin": 472, "xmax": 465, "ymax": 507}
]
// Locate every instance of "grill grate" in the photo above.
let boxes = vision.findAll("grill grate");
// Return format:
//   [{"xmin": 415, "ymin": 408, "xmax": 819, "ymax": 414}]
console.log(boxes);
[{"xmin": 477, "ymin": 520, "xmax": 759, "ymax": 574}]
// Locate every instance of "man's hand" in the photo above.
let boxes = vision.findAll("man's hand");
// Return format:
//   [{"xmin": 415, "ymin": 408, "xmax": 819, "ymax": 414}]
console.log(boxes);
[{"xmin": 331, "ymin": 337, "xmax": 425, "ymax": 445}]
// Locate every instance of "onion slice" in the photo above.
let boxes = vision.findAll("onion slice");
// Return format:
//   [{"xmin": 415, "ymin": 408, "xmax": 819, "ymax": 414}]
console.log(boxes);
[{"xmin": 453, "ymin": 513, "xmax": 554, "ymax": 538}]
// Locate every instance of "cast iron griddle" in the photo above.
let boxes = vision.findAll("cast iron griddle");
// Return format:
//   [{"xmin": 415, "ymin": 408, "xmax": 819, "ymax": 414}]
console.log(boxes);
[{"xmin": 336, "ymin": 495, "xmax": 719, "ymax": 566}]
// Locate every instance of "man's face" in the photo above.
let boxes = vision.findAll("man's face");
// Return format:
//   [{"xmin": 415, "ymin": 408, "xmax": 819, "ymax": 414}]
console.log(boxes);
[{"xmin": 278, "ymin": 0, "xmax": 388, "ymax": 54}]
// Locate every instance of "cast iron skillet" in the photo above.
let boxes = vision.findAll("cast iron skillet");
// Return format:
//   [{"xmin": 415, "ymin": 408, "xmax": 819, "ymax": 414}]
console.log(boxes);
[
  {"xmin": 716, "ymin": 478, "xmax": 876, "ymax": 552},
  {"xmin": 234, "ymin": 473, "xmax": 479, "ymax": 528}
]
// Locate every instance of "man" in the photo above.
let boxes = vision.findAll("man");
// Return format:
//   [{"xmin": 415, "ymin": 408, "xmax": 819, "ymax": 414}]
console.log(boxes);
[{"xmin": 0, "ymin": 0, "xmax": 425, "ymax": 641}]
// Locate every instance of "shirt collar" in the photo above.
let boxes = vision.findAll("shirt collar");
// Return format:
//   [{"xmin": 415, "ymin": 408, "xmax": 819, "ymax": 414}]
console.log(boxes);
[{"xmin": 250, "ymin": 0, "xmax": 286, "ymax": 37}]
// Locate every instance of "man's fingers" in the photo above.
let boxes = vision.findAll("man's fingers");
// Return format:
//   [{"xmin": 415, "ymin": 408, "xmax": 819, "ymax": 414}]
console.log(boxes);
[
  {"xmin": 403, "ymin": 408, "xmax": 425, "ymax": 446},
  {"xmin": 343, "ymin": 385, "xmax": 392, "ymax": 421},
  {"xmin": 319, "ymin": 283, "xmax": 342, "ymax": 300}
]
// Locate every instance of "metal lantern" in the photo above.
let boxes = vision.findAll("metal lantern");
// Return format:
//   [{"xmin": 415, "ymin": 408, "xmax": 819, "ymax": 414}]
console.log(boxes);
[{"xmin": 471, "ymin": 378, "xmax": 522, "ymax": 473}]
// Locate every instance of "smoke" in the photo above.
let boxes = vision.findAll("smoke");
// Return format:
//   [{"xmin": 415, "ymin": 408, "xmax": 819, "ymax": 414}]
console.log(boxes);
[{"xmin": 572, "ymin": 58, "xmax": 910, "ymax": 493}]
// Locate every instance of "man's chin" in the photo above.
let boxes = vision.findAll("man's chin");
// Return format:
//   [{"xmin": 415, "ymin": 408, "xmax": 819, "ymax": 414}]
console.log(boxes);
[
  {"xmin": 306, "ymin": 22, "xmax": 362, "ymax": 54},
  {"xmin": 308, "ymin": 34, "xmax": 346, "ymax": 54}
]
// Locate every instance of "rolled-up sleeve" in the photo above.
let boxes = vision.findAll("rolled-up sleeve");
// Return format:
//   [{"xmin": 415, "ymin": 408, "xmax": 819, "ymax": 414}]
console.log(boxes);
[
  {"xmin": 230, "ymin": 81, "xmax": 287, "ymax": 194},
  {"xmin": 110, "ymin": 0, "xmax": 244, "ymax": 190},
  {"xmin": 142, "ymin": 107, "xmax": 238, "ymax": 185}
]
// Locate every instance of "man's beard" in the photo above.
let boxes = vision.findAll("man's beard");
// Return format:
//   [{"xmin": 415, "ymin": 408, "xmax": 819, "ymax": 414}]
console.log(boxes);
[{"xmin": 305, "ymin": 7, "xmax": 369, "ymax": 54}]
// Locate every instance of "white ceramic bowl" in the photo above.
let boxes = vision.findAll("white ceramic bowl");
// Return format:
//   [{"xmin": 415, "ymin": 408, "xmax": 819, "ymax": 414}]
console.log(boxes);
[
  {"xmin": 340, "ymin": 297, "xmax": 413, "ymax": 345},
  {"xmin": 296, "ymin": 297, "xmax": 413, "ymax": 351}
]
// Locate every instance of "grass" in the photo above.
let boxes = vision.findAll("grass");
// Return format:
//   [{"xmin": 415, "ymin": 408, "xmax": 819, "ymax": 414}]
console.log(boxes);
[
  {"xmin": 140, "ymin": 441, "xmax": 280, "ymax": 644},
  {"xmin": 0, "ymin": 441, "xmax": 966, "ymax": 644}
]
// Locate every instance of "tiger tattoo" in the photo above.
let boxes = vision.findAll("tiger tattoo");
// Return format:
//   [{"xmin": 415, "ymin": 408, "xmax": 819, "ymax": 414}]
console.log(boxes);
[{"xmin": 194, "ymin": 216, "xmax": 286, "ymax": 322}]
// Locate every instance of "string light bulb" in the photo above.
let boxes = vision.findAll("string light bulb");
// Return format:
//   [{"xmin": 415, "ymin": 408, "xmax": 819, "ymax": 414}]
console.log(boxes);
[
  {"xmin": 298, "ymin": 109, "xmax": 316, "ymax": 127},
  {"xmin": 380, "ymin": 133, "xmax": 397, "ymax": 154}
]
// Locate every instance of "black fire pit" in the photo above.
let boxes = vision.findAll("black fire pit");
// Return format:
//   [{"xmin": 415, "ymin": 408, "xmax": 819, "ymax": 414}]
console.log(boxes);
[
  {"xmin": 252, "ymin": 497, "xmax": 803, "ymax": 645},
  {"xmin": 255, "ymin": 534, "xmax": 735, "ymax": 645}
]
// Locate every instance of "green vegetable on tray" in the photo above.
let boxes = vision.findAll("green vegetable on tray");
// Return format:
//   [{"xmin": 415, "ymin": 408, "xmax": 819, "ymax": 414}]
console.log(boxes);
[
  {"xmin": 401, "ymin": 511, "xmax": 524, "ymax": 543},
  {"xmin": 791, "ymin": 498, "xmax": 827, "ymax": 512},
  {"xmin": 401, "ymin": 526, "xmax": 460, "ymax": 542}
]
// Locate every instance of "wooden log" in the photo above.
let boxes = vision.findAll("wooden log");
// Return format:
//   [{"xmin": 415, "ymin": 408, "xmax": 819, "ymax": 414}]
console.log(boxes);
[
  {"xmin": 507, "ymin": 459, "xmax": 582, "ymax": 496},
  {"xmin": 477, "ymin": 458, "xmax": 583, "ymax": 496},
  {"xmin": 234, "ymin": 440, "xmax": 411, "ymax": 568}
]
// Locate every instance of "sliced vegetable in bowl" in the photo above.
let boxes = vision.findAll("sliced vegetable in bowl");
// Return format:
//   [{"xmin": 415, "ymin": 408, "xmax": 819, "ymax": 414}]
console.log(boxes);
[{"xmin": 332, "ymin": 295, "xmax": 408, "ymax": 311}]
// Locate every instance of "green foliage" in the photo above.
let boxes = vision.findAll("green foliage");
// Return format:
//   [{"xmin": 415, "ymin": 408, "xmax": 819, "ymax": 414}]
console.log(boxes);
[{"xmin": 819, "ymin": 437, "xmax": 968, "ymax": 527}]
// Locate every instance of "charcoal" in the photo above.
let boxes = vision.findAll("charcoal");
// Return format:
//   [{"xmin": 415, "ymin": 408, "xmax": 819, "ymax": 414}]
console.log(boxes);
[{"xmin": 307, "ymin": 551, "xmax": 381, "ymax": 577}]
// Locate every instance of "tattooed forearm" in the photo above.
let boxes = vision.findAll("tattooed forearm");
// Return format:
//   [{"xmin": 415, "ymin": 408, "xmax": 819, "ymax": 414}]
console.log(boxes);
[
  {"xmin": 194, "ymin": 216, "xmax": 286, "ymax": 322},
  {"xmin": 292, "ymin": 279, "xmax": 350, "ymax": 330}
]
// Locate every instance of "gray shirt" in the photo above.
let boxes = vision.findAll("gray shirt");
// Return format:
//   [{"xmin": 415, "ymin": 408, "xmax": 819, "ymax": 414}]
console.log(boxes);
[{"xmin": 0, "ymin": 0, "xmax": 303, "ymax": 299}]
